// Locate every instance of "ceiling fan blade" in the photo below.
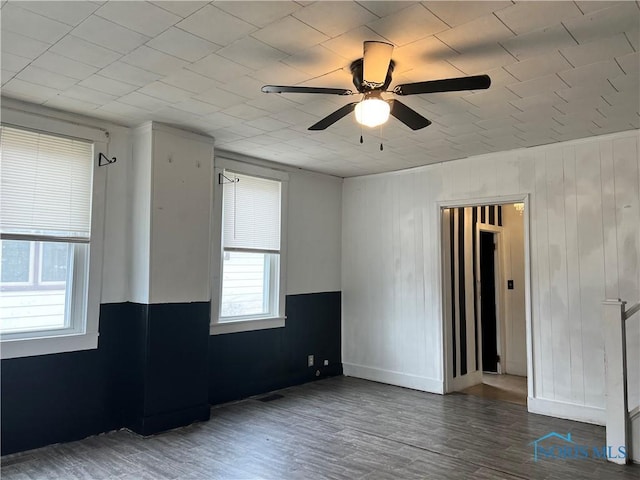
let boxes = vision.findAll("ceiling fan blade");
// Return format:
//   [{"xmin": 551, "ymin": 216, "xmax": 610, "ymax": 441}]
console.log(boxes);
[
  {"xmin": 389, "ymin": 100, "xmax": 432, "ymax": 130},
  {"xmin": 309, "ymin": 103, "xmax": 358, "ymax": 130},
  {"xmin": 393, "ymin": 75, "xmax": 491, "ymax": 96},
  {"xmin": 362, "ymin": 41, "xmax": 394, "ymax": 87},
  {"xmin": 262, "ymin": 85, "xmax": 353, "ymax": 95}
]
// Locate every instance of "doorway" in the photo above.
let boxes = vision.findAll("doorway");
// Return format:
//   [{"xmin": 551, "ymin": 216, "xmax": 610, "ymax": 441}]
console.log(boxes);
[{"xmin": 441, "ymin": 200, "xmax": 530, "ymax": 404}]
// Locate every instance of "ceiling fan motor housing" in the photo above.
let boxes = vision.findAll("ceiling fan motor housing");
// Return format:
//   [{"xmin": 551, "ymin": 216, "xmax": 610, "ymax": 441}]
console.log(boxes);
[{"xmin": 350, "ymin": 58, "xmax": 395, "ymax": 93}]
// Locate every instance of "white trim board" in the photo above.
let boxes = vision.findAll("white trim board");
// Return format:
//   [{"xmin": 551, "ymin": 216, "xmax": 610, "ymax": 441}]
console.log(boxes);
[
  {"xmin": 343, "ymin": 363, "xmax": 444, "ymax": 394},
  {"xmin": 528, "ymin": 397, "xmax": 605, "ymax": 426}
]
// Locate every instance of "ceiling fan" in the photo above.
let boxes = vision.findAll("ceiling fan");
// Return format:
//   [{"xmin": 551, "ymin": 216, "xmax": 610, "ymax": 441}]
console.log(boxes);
[{"xmin": 261, "ymin": 41, "xmax": 491, "ymax": 131}]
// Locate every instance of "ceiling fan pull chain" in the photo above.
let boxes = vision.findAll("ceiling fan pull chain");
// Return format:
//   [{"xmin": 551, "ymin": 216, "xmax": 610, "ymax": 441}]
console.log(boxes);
[
  {"xmin": 360, "ymin": 123, "xmax": 364, "ymax": 144},
  {"xmin": 379, "ymin": 124, "xmax": 384, "ymax": 151}
]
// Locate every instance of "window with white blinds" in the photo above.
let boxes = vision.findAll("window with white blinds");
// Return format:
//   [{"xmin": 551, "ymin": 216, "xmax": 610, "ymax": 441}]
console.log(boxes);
[
  {"xmin": 222, "ymin": 171, "xmax": 281, "ymax": 253},
  {"xmin": 0, "ymin": 126, "xmax": 93, "ymax": 240}
]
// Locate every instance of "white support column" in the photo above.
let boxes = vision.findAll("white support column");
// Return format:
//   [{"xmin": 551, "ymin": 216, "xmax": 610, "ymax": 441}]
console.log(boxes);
[{"xmin": 603, "ymin": 299, "xmax": 629, "ymax": 465}]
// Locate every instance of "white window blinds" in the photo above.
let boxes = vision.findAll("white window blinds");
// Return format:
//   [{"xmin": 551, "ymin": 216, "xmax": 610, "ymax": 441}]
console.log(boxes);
[
  {"xmin": 0, "ymin": 126, "xmax": 93, "ymax": 239},
  {"xmin": 222, "ymin": 171, "xmax": 281, "ymax": 253}
]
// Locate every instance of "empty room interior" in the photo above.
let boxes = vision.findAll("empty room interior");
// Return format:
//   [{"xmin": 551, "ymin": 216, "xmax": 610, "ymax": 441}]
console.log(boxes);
[{"xmin": 1, "ymin": 1, "xmax": 639, "ymax": 478}]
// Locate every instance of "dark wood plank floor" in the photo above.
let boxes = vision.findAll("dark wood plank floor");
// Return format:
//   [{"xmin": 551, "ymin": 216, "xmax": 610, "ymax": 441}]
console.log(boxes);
[{"xmin": 2, "ymin": 376, "xmax": 638, "ymax": 479}]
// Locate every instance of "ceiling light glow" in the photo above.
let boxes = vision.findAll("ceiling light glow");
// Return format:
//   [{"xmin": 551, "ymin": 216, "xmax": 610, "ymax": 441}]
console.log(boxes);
[{"xmin": 355, "ymin": 98, "xmax": 390, "ymax": 128}]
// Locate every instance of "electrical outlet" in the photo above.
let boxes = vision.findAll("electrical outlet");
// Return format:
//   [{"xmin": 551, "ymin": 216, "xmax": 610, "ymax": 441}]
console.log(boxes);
[
  {"xmin": 308, "ymin": 355, "xmax": 314, "ymax": 367},
  {"xmin": 323, "ymin": 360, "xmax": 329, "ymax": 366}
]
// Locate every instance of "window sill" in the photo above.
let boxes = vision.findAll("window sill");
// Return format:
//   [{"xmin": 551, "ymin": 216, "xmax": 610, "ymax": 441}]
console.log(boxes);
[
  {"xmin": 0, "ymin": 331, "xmax": 99, "ymax": 359},
  {"xmin": 210, "ymin": 316, "xmax": 285, "ymax": 335}
]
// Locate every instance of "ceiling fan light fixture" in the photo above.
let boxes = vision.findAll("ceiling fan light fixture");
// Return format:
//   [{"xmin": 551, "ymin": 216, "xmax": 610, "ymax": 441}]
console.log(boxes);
[{"xmin": 355, "ymin": 98, "xmax": 390, "ymax": 128}]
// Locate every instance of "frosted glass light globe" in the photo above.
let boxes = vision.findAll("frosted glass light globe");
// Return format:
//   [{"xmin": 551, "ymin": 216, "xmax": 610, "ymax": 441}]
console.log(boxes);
[{"xmin": 355, "ymin": 98, "xmax": 390, "ymax": 128}]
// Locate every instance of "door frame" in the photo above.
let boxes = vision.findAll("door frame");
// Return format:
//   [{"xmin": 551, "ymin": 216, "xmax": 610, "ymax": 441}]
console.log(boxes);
[{"xmin": 437, "ymin": 194, "xmax": 533, "ymax": 401}]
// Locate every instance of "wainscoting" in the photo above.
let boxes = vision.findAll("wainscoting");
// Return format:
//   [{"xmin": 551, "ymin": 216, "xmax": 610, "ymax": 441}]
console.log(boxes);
[{"xmin": 1, "ymin": 292, "xmax": 342, "ymax": 455}]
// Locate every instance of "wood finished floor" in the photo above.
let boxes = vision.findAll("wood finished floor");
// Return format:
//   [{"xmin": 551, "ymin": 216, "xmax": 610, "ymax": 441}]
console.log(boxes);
[
  {"xmin": 2, "ymin": 376, "xmax": 638, "ymax": 479},
  {"xmin": 460, "ymin": 374, "xmax": 528, "ymax": 406}
]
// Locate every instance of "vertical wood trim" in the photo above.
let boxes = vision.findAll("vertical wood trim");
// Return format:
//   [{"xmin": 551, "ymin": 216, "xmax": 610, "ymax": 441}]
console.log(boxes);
[
  {"xmin": 489, "ymin": 205, "xmax": 496, "ymax": 225},
  {"xmin": 464, "ymin": 208, "xmax": 475, "ymax": 375},
  {"xmin": 481, "ymin": 206, "xmax": 486, "ymax": 223},
  {"xmin": 458, "ymin": 207, "xmax": 467, "ymax": 376},
  {"xmin": 472, "ymin": 207, "xmax": 479, "ymax": 371},
  {"xmin": 498, "ymin": 205, "xmax": 503, "ymax": 226},
  {"xmin": 450, "ymin": 208, "xmax": 457, "ymax": 378}
]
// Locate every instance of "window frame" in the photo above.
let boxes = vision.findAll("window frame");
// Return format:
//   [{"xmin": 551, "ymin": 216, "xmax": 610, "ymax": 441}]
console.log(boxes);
[
  {"xmin": 211, "ymin": 158, "xmax": 288, "ymax": 335},
  {"xmin": 0, "ymin": 109, "xmax": 107, "ymax": 359}
]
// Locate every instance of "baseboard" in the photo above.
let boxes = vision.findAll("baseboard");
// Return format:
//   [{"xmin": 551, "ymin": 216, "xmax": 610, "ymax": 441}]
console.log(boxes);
[
  {"xmin": 449, "ymin": 370, "xmax": 482, "ymax": 392},
  {"xmin": 343, "ymin": 363, "xmax": 443, "ymax": 394},
  {"xmin": 528, "ymin": 397, "xmax": 605, "ymax": 426}
]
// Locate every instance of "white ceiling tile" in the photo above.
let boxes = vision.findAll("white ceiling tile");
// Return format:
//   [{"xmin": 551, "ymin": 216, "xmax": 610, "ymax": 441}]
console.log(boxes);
[
  {"xmin": 78, "ymin": 75, "xmax": 139, "ymax": 96},
  {"xmin": 2, "ymin": 78, "xmax": 60, "ymax": 102},
  {"xmin": 217, "ymin": 37, "xmax": 288, "ymax": 70},
  {"xmin": 609, "ymin": 72, "xmax": 640, "ymax": 92},
  {"xmin": 137, "ymin": 81, "xmax": 192, "ymax": 103},
  {"xmin": 194, "ymin": 88, "xmax": 250, "ymax": 109},
  {"xmin": 1, "ymin": 30, "xmax": 49, "ymax": 59},
  {"xmin": 476, "ymin": 125, "xmax": 523, "ymax": 139},
  {"xmin": 398, "ymin": 60, "xmax": 465, "ymax": 83},
  {"xmin": 251, "ymin": 62, "xmax": 310, "ymax": 86},
  {"xmin": 14, "ymin": 1, "xmax": 99, "ymax": 26},
  {"xmin": 495, "ymin": 2, "xmax": 582, "ymax": 36},
  {"xmin": 269, "ymin": 108, "xmax": 322, "ymax": 126},
  {"xmin": 245, "ymin": 93, "xmax": 300, "ymax": 113},
  {"xmin": 434, "ymin": 111, "xmax": 478, "ymax": 127},
  {"xmin": 1, "ymin": 3, "xmax": 72, "ymax": 43},
  {"xmin": 476, "ymin": 116, "xmax": 520, "ymax": 130},
  {"xmin": 423, "ymin": 1, "xmax": 512, "ymax": 27},
  {"xmin": 393, "ymin": 36, "xmax": 459, "ymax": 71},
  {"xmin": 558, "ymin": 59, "xmax": 625, "ymax": 88},
  {"xmin": 45, "ymin": 96, "xmax": 101, "ymax": 113},
  {"xmin": 500, "ymin": 24, "xmax": 577, "ymax": 60},
  {"xmin": 62, "ymin": 85, "xmax": 116, "ymax": 105},
  {"xmin": 463, "ymin": 87, "xmax": 520, "ymax": 107},
  {"xmin": 504, "ymin": 52, "xmax": 572, "ymax": 82},
  {"xmin": 244, "ymin": 116, "xmax": 292, "ymax": 132},
  {"xmin": 49, "ymin": 35, "xmax": 122, "ymax": 68},
  {"xmin": 118, "ymin": 91, "xmax": 171, "ymax": 111},
  {"xmin": 71, "ymin": 15, "xmax": 150, "ymax": 54},
  {"xmin": 552, "ymin": 120, "xmax": 599, "ymax": 135},
  {"xmin": 221, "ymin": 104, "xmax": 270, "ymax": 121},
  {"xmin": 251, "ymin": 16, "xmax": 329, "ymax": 55},
  {"xmin": 602, "ymin": 90, "xmax": 640, "ymax": 106},
  {"xmin": 292, "ymin": 2, "xmax": 377, "ymax": 37},
  {"xmin": 553, "ymin": 97, "xmax": 610, "ymax": 115},
  {"xmin": 506, "ymin": 73, "xmax": 567, "ymax": 98},
  {"xmin": 121, "ymin": 46, "xmax": 188, "ymax": 76},
  {"xmin": 2, "ymin": 70, "xmax": 16, "ymax": 86},
  {"xmin": 467, "ymin": 102, "xmax": 520, "ymax": 118},
  {"xmin": 160, "ymin": 69, "xmax": 219, "ymax": 94},
  {"xmin": 321, "ymin": 26, "xmax": 389, "ymax": 60},
  {"xmin": 282, "ymin": 45, "xmax": 350, "ymax": 77},
  {"xmin": 563, "ymin": 3, "xmax": 640, "ymax": 44},
  {"xmin": 575, "ymin": 2, "xmax": 630, "ymax": 15},
  {"xmin": 435, "ymin": 14, "xmax": 514, "ymax": 53},
  {"xmin": 511, "ymin": 106, "xmax": 562, "ymax": 122},
  {"xmin": 616, "ymin": 52, "xmax": 640, "ymax": 75},
  {"xmin": 217, "ymin": 76, "xmax": 266, "ymax": 99},
  {"xmin": 200, "ymin": 112, "xmax": 245, "ymax": 129},
  {"xmin": 626, "ymin": 28, "xmax": 639, "ymax": 51},
  {"xmin": 150, "ymin": 1, "xmax": 208, "ymax": 18},
  {"xmin": 1, "ymin": 52, "xmax": 31, "ymax": 73},
  {"xmin": 368, "ymin": 3, "xmax": 449, "ymax": 46},
  {"xmin": 94, "ymin": 1, "xmax": 180, "ymax": 36},
  {"xmin": 215, "ymin": 1, "xmax": 301, "ymax": 27},
  {"xmin": 556, "ymin": 80, "xmax": 617, "ymax": 102},
  {"xmin": 95, "ymin": 102, "xmax": 150, "ymax": 125},
  {"xmin": 98, "ymin": 61, "xmax": 162, "ymax": 87},
  {"xmin": 171, "ymin": 98, "xmax": 220, "ymax": 116},
  {"xmin": 186, "ymin": 53, "xmax": 251, "ymax": 82},
  {"xmin": 561, "ymin": 33, "xmax": 634, "ymax": 67},
  {"xmin": 146, "ymin": 27, "xmax": 220, "ymax": 62},
  {"xmin": 32, "ymin": 52, "xmax": 98, "ymax": 80},
  {"xmin": 510, "ymin": 92, "xmax": 564, "ymax": 111},
  {"xmin": 17, "ymin": 65, "xmax": 79, "ymax": 90},
  {"xmin": 356, "ymin": 1, "xmax": 414, "ymax": 18},
  {"xmin": 447, "ymin": 47, "xmax": 516, "ymax": 75},
  {"xmin": 176, "ymin": 5, "xmax": 256, "ymax": 46}
]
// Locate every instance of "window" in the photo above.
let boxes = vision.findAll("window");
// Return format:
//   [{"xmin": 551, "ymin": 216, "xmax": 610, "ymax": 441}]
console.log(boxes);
[
  {"xmin": 212, "ymin": 160, "xmax": 288, "ymax": 334},
  {"xmin": 0, "ymin": 123, "xmax": 103, "ymax": 357}
]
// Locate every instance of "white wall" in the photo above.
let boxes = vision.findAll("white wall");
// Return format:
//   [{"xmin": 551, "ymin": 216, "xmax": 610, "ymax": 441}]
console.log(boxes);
[
  {"xmin": 342, "ymin": 130, "xmax": 640, "ymax": 423},
  {"xmin": 287, "ymin": 171, "xmax": 342, "ymax": 295}
]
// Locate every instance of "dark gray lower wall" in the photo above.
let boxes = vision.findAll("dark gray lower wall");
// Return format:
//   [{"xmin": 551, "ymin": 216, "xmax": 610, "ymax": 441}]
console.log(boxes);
[{"xmin": 0, "ymin": 292, "xmax": 342, "ymax": 455}]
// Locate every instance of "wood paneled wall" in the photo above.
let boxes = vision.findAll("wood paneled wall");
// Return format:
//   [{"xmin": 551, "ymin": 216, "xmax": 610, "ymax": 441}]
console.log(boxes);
[{"xmin": 342, "ymin": 130, "xmax": 640, "ymax": 420}]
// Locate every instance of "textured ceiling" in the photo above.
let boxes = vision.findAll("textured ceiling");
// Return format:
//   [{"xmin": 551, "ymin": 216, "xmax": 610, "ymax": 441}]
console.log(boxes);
[{"xmin": 1, "ymin": 1, "xmax": 639, "ymax": 177}]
